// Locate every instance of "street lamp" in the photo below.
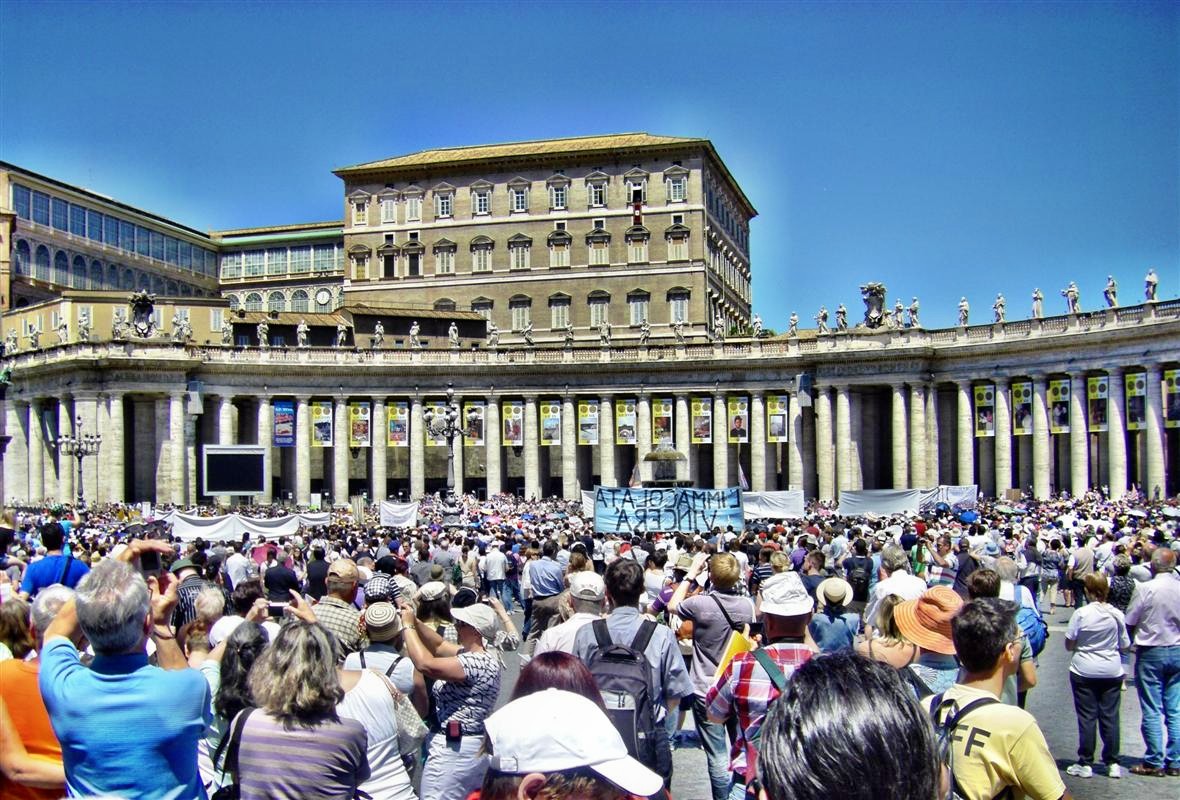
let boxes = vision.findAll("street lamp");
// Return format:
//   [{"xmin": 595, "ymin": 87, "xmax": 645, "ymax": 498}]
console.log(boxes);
[
  {"xmin": 51, "ymin": 415, "xmax": 101, "ymax": 506},
  {"xmin": 423, "ymin": 383, "xmax": 477, "ymax": 508}
]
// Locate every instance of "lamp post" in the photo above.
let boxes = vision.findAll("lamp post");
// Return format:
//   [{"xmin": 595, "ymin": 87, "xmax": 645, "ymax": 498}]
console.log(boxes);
[
  {"xmin": 423, "ymin": 383, "xmax": 476, "ymax": 506},
  {"xmin": 51, "ymin": 414, "xmax": 101, "ymax": 506}
]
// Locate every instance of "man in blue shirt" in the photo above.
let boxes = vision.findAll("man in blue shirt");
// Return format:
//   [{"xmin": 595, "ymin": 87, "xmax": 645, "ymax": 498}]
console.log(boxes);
[
  {"xmin": 39, "ymin": 540, "xmax": 211, "ymax": 800},
  {"xmin": 523, "ymin": 539, "xmax": 566, "ymax": 654},
  {"xmin": 19, "ymin": 522, "xmax": 89, "ymax": 599}
]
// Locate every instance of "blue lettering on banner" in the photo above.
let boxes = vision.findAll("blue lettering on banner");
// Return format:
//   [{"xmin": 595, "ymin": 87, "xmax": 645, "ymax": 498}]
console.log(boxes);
[{"xmin": 593, "ymin": 487, "xmax": 743, "ymax": 534}]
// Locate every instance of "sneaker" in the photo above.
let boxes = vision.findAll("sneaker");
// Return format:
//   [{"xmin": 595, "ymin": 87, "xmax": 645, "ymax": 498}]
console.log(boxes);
[
  {"xmin": 1066, "ymin": 763, "xmax": 1093, "ymax": 778},
  {"xmin": 1108, "ymin": 764, "xmax": 1122, "ymax": 779}
]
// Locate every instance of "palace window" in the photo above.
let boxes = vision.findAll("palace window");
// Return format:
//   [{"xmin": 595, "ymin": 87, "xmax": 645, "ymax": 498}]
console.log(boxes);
[
  {"xmin": 549, "ymin": 295, "xmax": 570, "ymax": 328},
  {"xmin": 243, "ymin": 250, "xmax": 264, "ymax": 277},
  {"xmin": 510, "ymin": 186, "xmax": 529, "ymax": 213},
  {"xmin": 405, "ymin": 194, "xmax": 422, "ymax": 222},
  {"xmin": 668, "ymin": 289, "xmax": 689, "ymax": 323},
  {"xmin": 352, "ymin": 199, "xmax": 368, "ymax": 226},
  {"xmin": 268, "ymin": 292, "xmax": 286, "ymax": 313},
  {"xmin": 629, "ymin": 292, "xmax": 650, "ymax": 326},
  {"xmin": 472, "ymin": 186, "xmax": 491, "ymax": 216},
  {"xmin": 510, "ymin": 296, "xmax": 532, "ymax": 331},
  {"xmin": 435, "ymin": 192, "xmax": 453, "ymax": 219},
  {"xmin": 380, "ymin": 193, "xmax": 397, "ymax": 223},
  {"xmin": 244, "ymin": 293, "xmax": 264, "ymax": 312},
  {"xmin": 588, "ymin": 292, "xmax": 610, "ymax": 327},
  {"xmin": 291, "ymin": 289, "xmax": 310, "ymax": 312}
]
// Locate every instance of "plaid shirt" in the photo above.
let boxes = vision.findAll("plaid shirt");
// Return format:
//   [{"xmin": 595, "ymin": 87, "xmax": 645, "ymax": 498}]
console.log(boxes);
[
  {"xmin": 705, "ymin": 642, "xmax": 814, "ymax": 780},
  {"xmin": 313, "ymin": 595, "xmax": 367, "ymax": 660}
]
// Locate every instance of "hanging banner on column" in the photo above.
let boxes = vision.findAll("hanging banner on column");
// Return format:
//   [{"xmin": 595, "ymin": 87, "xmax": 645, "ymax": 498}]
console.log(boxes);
[
  {"xmin": 272, "ymin": 400, "xmax": 295, "ymax": 447},
  {"xmin": 651, "ymin": 398, "xmax": 674, "ymax": 446},
  {"xmin": 1125, "ymin": 372, "xmax": 1146, "ymax": 430},
  {"xmin": 388, "ymin": 401, "xmax": 409, "ymax": 447},
  {"xmin": 974, "ymin": 384, "xmax": 995, "ymax": 437},
  {"xmin": 1165, "ymin": 370, "xmax": 1180, "ymax": 428},
  {"xmin": 1087, "ymin": 377, "xmax": 1109, "ymax": 433},
  {"xmin": 427, "ymin": 401, "xmax": 448, "ymax": 447},
  {"xmin": 766, "ymin": 395, "xmax": 789, "ymax": 443},
  {"xmin": 348, "ymin": 402, "xmax": 371, "ymax": 448},
  {"xmin": 577, "ymin": 400, "xmax": 599, "ymax": 446},
  {"xmin": 540, "ymin": 401, "xmax": 561, "ymax": 446},
  {"xmin": 1012, "ymin": 382, "xmax": 1032, "ymax": 436},
  {"xmin": 311, "ymin": 401, "xmax": 333, "ymax": 447},
  {"xmin": 463, "ymin": 402, "xmax": 485, "ymax": 446},
  {"xmin": 691, "ymin": 397, "xmax": 712, "ymax": 444},
  {"xmin": 1049, "ymin": 378, "xmax": 1071, "ymax": 434},
  {"xmin": 728, "ymin": 396, "xmax": 749, "ymax": 444},
  {"xmin": 615, "ymin": 398, "xmax": 637, "ymax": 446},
  {"xmin": 502, "ymin": 400, "xmax": 524, "ymax": 446}
]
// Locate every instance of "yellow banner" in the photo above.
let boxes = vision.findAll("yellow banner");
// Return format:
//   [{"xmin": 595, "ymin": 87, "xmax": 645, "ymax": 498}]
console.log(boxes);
[
  {"xmin": 1012, "ymin": 382, "xmax": 1032, "ymax": 436},
  {"xmin": 1126, "ymin": 372, "xmax": 1146, "ymax": 431},
  {"xmin": 348, "ymin": 402, "xmax": 370, "ymax": 448},
  {"xmin": 1166, "ymin": 370, "xmax": 1180, "ymax": 429},
  {"xmin": 1048, "ymin": 378, "xmax": 1070, "ymax": 434},
  {"xmin": 540, "ymin": 401, "xmax": 561, "ymax": 446},
  {"xmin": 502, "ymin": 401, "xmax": 523, "ymax": 446},
  {"xmin": 464, "ymin": 402, "xmax": 485, "ymax": 447},
  {"xmin": 615, "ymin": 399, "xmax": 637, "ymax": 446},
  {"xmin": 311, "ymin": 401, "xmax": 333, "ymax": 447},
  {"xmin": 974, "ymin": 384, "xmax": 995, "ymax": 438},
  {"xmin": 691, "ymin": 397, "xmax": 712, "ymax": 444},
  {"xmin": 766, "ymin": 394, "xmax": 789, "ymax": 443},
  {"xmin": 426, "ymin": 401, "xmax": 448, "ymax": 447},
  {"xmin": 728, "ymin": 396, "xmax": 749, "ymax": 444},
  {"xmin": 1087, "ymin": 376, "xmax": 1108, "ymax": 433},
  {"xmin": 652, "ymin": 398, "xmax": 673, "ymax": 446},
  {"xmin": 577, "ymin": 400, "xmax": 599, "ymax": 446},
  {"xmin": 387, "ymin": 401, "xmax": 408, "ymax": 447}
]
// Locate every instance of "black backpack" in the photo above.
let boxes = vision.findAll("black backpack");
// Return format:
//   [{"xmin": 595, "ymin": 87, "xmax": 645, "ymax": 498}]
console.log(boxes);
[
  {"xmin": 846, "ymin": 556, "xmax": 873, "ymax": 602},
  {"xmin": 585, "ymin": 619, "xmax": 671, "ymax": 782}
]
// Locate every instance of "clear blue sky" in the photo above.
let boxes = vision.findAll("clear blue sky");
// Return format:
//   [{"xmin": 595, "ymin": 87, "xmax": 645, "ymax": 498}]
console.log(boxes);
[{"xmin": 1, "ymin": 0, "xmax": 1176, "ymax": 329}]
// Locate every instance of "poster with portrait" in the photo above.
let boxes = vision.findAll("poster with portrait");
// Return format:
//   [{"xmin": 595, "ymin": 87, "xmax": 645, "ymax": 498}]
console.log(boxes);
[
  {"xmin": 540, "ymin": 401, "xmax": 561, "ymax": 446},
  {"xmin": 766, "ymin": 394, "xmax": 789, "ymax": 443},
  {"xmin": 272, "ymin": 400, "xmax": 295, "ymax": 447},
  {"xmin": 1125, "ymin": 372, "xmax": 1146, "ymax": 430},
  {"xmin": 974, "ymin": 384, "xmax": 995, "ymax": 437},
  {"xmin": 348, "ymin": 402, "xmax": 371, "ymax": 448},
  {"xmin": 577, "ymin": 399, "xmax": 599, "ymax": 446},
  {"xmin": 427, "ymin": 401, "xmax": 449, "ymax": 447},
  {"xmin": 311, "ymin": 401, "xmax": 333, "ymax": 447},
  {"xmin": 502, "ymin": 400, "xmax": 524, "ymax": 447},
  {"xmin": 691, "ymin": 397, "xmax": 712, "ymax": 444},
  {"xmin": 387, "ymin": 401, "xmax": 409, "ymax": 447},
  {"xmin": 651, "ymin": 398, "xmax": 674, "ymax": 446},
  {"xmin": 1087, "ymin": 376, "xmax": 1108, "ymax": 433},
  {"xmin": 464, "ymin": 402, "xmax": 485, "ymax": 447},
  {"xmin": 728, "ymin": 396, "xmax": 749, "ymax": 444},
  {"xmin": 1048, "ymin": 379, "xmax": 1071, "ymax": 434},
  {"xmin": 1011, "ymin": 382, "xmax": 1032, "ymax": 436},
  {"xmin": 1166, "ymin": 370, "xmax": 1180, "ymax": 429},
  {"xmin": 615, "ymin": 399, "xmax": 637, "ymax": 446}
]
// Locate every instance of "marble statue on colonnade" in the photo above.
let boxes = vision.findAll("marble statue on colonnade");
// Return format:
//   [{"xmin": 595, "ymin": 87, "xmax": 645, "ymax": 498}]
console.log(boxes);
[
  {"xmin": 957, "ymin": 297, "xmax": 970, "ymax": 326},
  {"xmin": 859, "ymin": 282, "xmax": 886, "ymax": 328},
  {"xmin": 297, "ymin": 319, "xmax": 309, "ymax": 348},
  {"xmin": 907, "ymin": 297, "xmax": 920, "ymax": 328},
  {"xmin": 1104, "ymin": 276, "xmax": 1118, "ymax": 308},
  {"xmin": 448, "ymin": 322, "xmax": 460, "ymax": 348},
  {"xmin": 835, "ymin": 304, "xmax": 847, "ymax": 332},
  {"xmin": 487, "ymin": 321, "xmax": 500, "ymax": 348},
  {"xmin": 1145, "ymin": 268, "xmax": 1157, "ymax": 301},
  {"xmin": 1062, "ymin": 281, "xmax": 1080, "ymax": 314},
  {"xmin": 815, "ymin": 306, "xmax": 829, "ymax": 334},
  {"xmin": 787, "ymin": 312, "xmax": 798, "ymax": 337},
  {"xmin": 1032, "ymin": 288, "xmax": 1044, "ymax": 319},
  {"xmin": 220, "ymin": 317, "xmax": 233, "ymax": 346},
  {"xmin": 993, "ymin": 293, "xmax": 1006, "ymax": 324},
  {"xmin": 77, "ymin": 309, "xmax": 91, "ymax": 343},
  {"xmin": 409, "ymin": 321, "xmax": 422, "ymax": 349}
]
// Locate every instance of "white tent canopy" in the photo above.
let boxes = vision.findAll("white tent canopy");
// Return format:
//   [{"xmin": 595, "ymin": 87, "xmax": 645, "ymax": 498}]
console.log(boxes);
[{"xmin": 158, "ymin": 511, "xmax": 331, "ymax": 542}]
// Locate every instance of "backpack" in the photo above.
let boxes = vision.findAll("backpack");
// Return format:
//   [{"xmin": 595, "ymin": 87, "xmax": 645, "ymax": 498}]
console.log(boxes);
[
  {"xmin": 584, "ymin": 619, "xmax": 671, "ymax": 781},
  {"xmin": 929, "ymin": 693, "xmax": 1012, "ymax": 800},
  {"xmin": 1015, "ymin": 598, "xmax": 1048, "ymax": 657},
  {"xmin": 846, "ymin": 556, "xmax": 873, "ymax": 602}
]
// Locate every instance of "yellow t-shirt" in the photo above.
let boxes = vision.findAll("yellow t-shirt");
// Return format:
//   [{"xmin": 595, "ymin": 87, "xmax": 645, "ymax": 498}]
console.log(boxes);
[{"xmin": 930, "ymin": 685, "xmax": 1066, "ymax": 800}]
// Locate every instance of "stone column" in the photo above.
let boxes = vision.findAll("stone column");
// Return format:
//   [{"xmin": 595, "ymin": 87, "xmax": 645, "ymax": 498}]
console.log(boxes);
[
  {"xmin": 104, "ymin": 393, "xmax": 124, "ymax": 503},
  {"xmin": 1069, "ymin": 374, "xmax": 1089, "ymax": 497},
  {"xmin": 815, "ymin": 387, "xmax": 835, "ymax": 502},
  {"xmin": 371, "ymin": 399, "xmax": 387, "ymax": 504},
  {"xmin": 333, "ymin": 397, "xmax": 349, "ymax": 505},
  {"xmin": 5, "ymin": 401, "xmax": 28, "ymax": 504},
  {"xmin": 892, "ymin": 383, "xmax": 909, "ymax": 489},
  {"xmin": 712, "ymin": 394, "xmax": 728, "ymax": 489},
  {"xmin": 750, "ymin": 392, "xmax": 767, "ymax": 491},
  {"xmin": 153, "ymin": 396, "xmax": 173, "ymax": 506},
  {"xmin": 133, "ymin": 398, "xmax": 156, "ymax": 503},
  {"xmin": 255, "ymin": 396, "xmax": 272, "ymax": 505},
  {"xmin": 28, "ymin": 399, "xmax": 45, "ymax": 503},
  {"xmin": 485, "ymin": 397, "xmax": 502, "ymax": 497},
  {"xmin": 562, "ymin": 395, "xmax": 578, "ymax": 499},
  {"xmin": 215, "ymin": 394, "xmax": 235, "ymax": 505},
  {"xmin": 295, "ymin": 396, "xmax": 311, "ymax": 506},
  {"xmin": 674, "ymin": 394, "xmax": 691, "ymax": 484},
  {"xmin": 909, "ymin": 384, "xmax": 927, "ymax": 489},
  {"xmin": 410, "ymin": 396, "xmax": 425, "ymax": 499},
  {"xmin": 523, "ymin": 395, "xmax": 540, "ymax": 498},
  {"xmin": 636, "ymin": 394, "xmax": 652, "ymax": 484},
  {"xmin": 1144, "ymin": 363, "xmax": 1166, "ymax": 499},
  {"xmin": 1107, "ymin": 370, "xmax": 1127, "ymax": 498},
  {"xmin": 57, "ymin": 399, "xmax": 75, "ymax": 503},
  {"xmin": 956, "ymin": 381, "xmax": 974, "ymax": 487},
  {"xmin": 171, "ymin": 392, "xmax": 189, "ymax": 505},
  {"xmin": 788, "ymin": 391, "xmax": 804, "ymax": 492},
  {"xmin": 994, "ymin": 379, "xmax": 1012, "ymax": 495},
  {"xmin": 834, "ymin": 386, "xmax": 851, "ymax": 493},
  {"xmin": 451, "ymin": 394, "xmax": 465, "ymax": 498},
  {"xmin": 925, "ymin": 386, "xmax": 940, "ymax": 487},
  {"xmin": 1031, "ymin": 376, "xmax": 1051, "ymax": 499},
  {"xmin": 599, "ymin": 395, "xmax": 616, "ymax": 487},
  {"xmin": 848, "ymin": 391, "xmax": 863, "ymax": 489}
]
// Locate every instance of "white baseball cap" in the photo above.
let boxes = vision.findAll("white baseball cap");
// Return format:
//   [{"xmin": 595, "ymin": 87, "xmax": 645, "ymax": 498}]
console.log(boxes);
[{"xmin": 485, "ymin": 689, "xmax": 663, "ymax": 797}]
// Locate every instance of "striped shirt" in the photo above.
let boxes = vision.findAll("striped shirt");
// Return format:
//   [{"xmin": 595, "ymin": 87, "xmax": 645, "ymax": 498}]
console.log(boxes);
[{"xmin": 238, "ymin": 710, "xmax": 369, "ymax": 800}]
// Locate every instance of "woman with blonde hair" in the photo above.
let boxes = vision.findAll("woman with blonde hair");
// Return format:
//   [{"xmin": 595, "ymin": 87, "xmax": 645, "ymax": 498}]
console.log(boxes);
[{"xmin": 854, "ymin": 594, "xmax": 916, "ymax": 669}]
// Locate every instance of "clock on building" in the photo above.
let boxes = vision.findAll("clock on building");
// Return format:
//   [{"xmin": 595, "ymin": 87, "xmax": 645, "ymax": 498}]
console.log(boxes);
[{"xmin": 315, "ymin": 288, "xmax": 332, "ymax": 306}]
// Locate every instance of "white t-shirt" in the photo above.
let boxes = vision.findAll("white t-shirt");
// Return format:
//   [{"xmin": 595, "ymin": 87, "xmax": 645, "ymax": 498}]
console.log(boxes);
[{"xmin": 1066, "ymin": 603, "xmax": 1130, "ymax": 679}]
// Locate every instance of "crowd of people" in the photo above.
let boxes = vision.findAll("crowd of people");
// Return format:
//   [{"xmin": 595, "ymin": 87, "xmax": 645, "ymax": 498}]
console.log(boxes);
[{"xmin": 0, "ymin": 488, "xmax": 1177, "ymax": 800}]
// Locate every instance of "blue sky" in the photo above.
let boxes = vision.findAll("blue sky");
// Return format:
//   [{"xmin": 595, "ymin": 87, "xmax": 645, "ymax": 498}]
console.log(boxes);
[{"xmin": 1, "ymin": 0, "xmax": 1175, "ymax": 329}]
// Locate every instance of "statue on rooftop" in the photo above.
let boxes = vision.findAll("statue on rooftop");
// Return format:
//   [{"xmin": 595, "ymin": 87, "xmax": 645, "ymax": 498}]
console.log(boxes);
[
  {"xmin": 371, "ymin": 320, "xmax": 384, "ymax": 349},
  {"xmin": 751, "ymin": 314, "xmax": 762, "ymax": 338},
  {"xmin": 907, "ymin": 297, "xmax": 920, "ymax": 328},
  {"xmin": 486, "ymin": 320, "xmax": 500, "ymax": 349},
  {"xmin": 788, "ymin": 312, "xmax": 799, "ymax": 337},
  {"xmin": 859, "ymin": 282, "xmax": 887, "ymax": 328},
  {"xmin": 522, "ymin": 319, "xmax": 535, "ymax": 347},
  {"xmin": 1031, "ymin": 288, "xmax": 1044, "ymax": 319},
  {"xmin": 993, "ymin": 293, "xmax": 1006, "ymax": 324},
  {"xmin": 1062, "ymin": 281, "xmax": 1080, "ymax": 314},
  {"xmin": 1145, "ymin": 268, "xmax": 1158, "ymax": 301},
  {"xmin": 335, "ymin": 320, "xmax": 348, "ymax": 348},
  {"xmin": 409, "ymin": 320, "xmax": 422, "ymax": 349},
  {"xmin": 77, "ymin": 308, "xmax": 91, "ymax": 343},
  {"xmin": 815, "ymin": 306, "xmax": 829, "ymax": 334},
  {"xmin": 893, "ymin": 298, "xmax": 904, "ymax": 328},
  {"xmin": 56, "ymin": 318, "xmax": 69, "ymax": 346},
  {"xmin": 5, "ymin": 327, "xmax": 18, "ymax": 355},
  {"xmin": 448, "ymin": 321, "xmax": 460, "ymax": 349},
  {"xmin": 957, "ymin": 297, "xmax": 970, "ymax": 327},
  {"xmin": 256, "ymin": 320, "xmax": 269, "ymax": 349},
  {"xmin": 835, "ymin": 304, "xmax": 848, "ymax": 332},
  {"xmin": 1103, "ymin": 275, "xmax": 1118, "ymax": 308},
  {"xmin": 296, "ymin": 319, "xmax": 309, "ymax": 348}
]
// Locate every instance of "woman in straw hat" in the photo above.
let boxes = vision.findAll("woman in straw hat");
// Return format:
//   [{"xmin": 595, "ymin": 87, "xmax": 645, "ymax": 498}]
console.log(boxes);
[{"xmin": 808, "ymin": 577, "xmax": 861, "ymax": 653}]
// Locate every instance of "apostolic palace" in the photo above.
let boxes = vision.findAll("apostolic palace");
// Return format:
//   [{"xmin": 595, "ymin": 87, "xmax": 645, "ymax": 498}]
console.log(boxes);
[{"xmin": 0, "ymin": 133, "xmax": 1176, "ymax": 508}]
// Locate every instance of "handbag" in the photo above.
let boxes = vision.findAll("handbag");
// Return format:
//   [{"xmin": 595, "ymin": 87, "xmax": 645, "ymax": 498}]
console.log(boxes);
[
  {"xmin": 370, "ymin": 667, "xmax": 428, "ymax": 757},
  {"xmin": 210, "ymin": 707, "xmax": 255, "ymax": 800},
  {"xmin": 711, "ymin": 594, "xmax": 755, "ymax": 679}
]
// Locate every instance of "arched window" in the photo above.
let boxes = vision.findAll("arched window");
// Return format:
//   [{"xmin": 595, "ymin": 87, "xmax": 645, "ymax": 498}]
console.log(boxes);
[
  {"xmin": 151, "ymin": 276, "xmax": 165, "ymax": 295},
  {"xmin": 54, "ymin": 251, "xmax": 69, "ymax": 285},
  {"xmin": 72, "ymin": 256, "xmax": 88, "ymax": 288},
  {"xmin": 122, "ymin": 268, "xmax": 136, "ymax": 290},
  {"xmin": 13, "ymin": 240, "xmax": 30, "ymax": 276},
  {"xmin": 35, "ymin": 246, "xmax": 50, "ymax": 281},
  {"xmin": 291, "ymin": 289, "xmax": 309, "ymax": 312},
  {"xmin": 433, "ymin": 298, "xmax": 456, "ymax": 312},
  {"xmin": 108, "ymin": 264, "xmax": 120, "ymax": 288},
  {"xmin": 166, "ymin": 280, "xmax": 179, "ymax": 296},
  {"xmin": 244, "ymin": 292, "xmax": 264, "ymax": 312},
  {"xmin": 90, "ymin": 260, "xmax": 104, "ymax": 289},
  {"xmin": 268, "ymin": 291, "xmax": 286, "ymax": 313},
  {"xmin": 227, "ymin": 295, "xmax": 241, "ymax": 311},
  {"xmin": 180, "ymin": 284, "xmax": 193, "ymax": 297},
  {"xmin": 137, "ymin": 273, "xmax": 151, "ymax": 291}
]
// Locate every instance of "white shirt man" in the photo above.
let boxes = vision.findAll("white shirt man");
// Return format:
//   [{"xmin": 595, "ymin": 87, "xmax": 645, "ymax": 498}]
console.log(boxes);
[
  {"xmin": 863, "ymin": 545, "xmax": 926, "ymax": 625},
  {"xmin": 224, "ymin": 547, "xmax": 251, "ymax": 590},
  {"xmin": 534, "ymin": 572, "xmax": 605, "ymax": 657},
  {"xmin": 483, "ymin": 545, "xmax": 507, "ymax": 582}
]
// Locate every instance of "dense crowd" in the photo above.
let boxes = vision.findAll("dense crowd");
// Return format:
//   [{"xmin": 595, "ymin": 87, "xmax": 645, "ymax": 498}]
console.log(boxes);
[{"xmin": 0, "ymin": 488, "xmax": 1178, "ymax": 800}]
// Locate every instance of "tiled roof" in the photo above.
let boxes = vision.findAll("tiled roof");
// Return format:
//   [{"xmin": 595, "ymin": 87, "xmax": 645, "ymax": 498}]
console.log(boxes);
[{"xmin": 334, "ymin": 133, "xmax": 707, "ymax": 175}]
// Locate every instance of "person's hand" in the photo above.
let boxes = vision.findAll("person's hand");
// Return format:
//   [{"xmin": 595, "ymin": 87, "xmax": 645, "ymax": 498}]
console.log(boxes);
[
  {"xmin": 116, "ymin": 539, "xmax": 173, "ymax": 565},
  {"xmin": 285, "ymin": 589, "xmax": 317, "ymax": 624},
  {"xmin": 397, "ymin": 600, "xmax": 417, "ymax": 628},
  {"xmin": 147, "ymin": 574, "xmax": 179, "ymax": 625},
  {"xmin": 487, "ymin": 596, "xmax": 506, "ymax": 615},
  {"xmin": 244, "ymin": 598, "xmax": 270, "ymax": 623},
  {"xmin": 688, "ymin": 552, "xmax": 709, "ymax": 579}
]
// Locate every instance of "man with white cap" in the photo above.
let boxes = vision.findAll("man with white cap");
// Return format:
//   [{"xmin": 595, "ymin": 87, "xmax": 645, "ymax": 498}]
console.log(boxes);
[
  {"xmin": 534, "ymin": 571, "xmax": 606, "ymax": 657},
  {"xmin": 476, "ymin": 688, "xmax": 664, "ymax": 800},
  {"xmin": 707, "ymin": 571, "xmax": 818, "ymax": 797}
]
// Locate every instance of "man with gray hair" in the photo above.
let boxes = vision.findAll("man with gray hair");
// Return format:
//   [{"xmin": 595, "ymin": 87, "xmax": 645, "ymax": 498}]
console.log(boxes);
[
  {"xmin": 1124, "ymin": 548, "xmax": 1180, "ymax": 777},
  {"xmin": 38, "ymin": 541, "xmax": 212, "ymax": 799},
  {"xmin": 533, "ymin": 571, "xmax": 606, "ymax": 657},
  {"xmin": 863, "ymin": 544, "xmax": 927, "ymax": 626},
  {"xmin": 0, "ymin": 584, "xmax": 76, "ymax": 799}
]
